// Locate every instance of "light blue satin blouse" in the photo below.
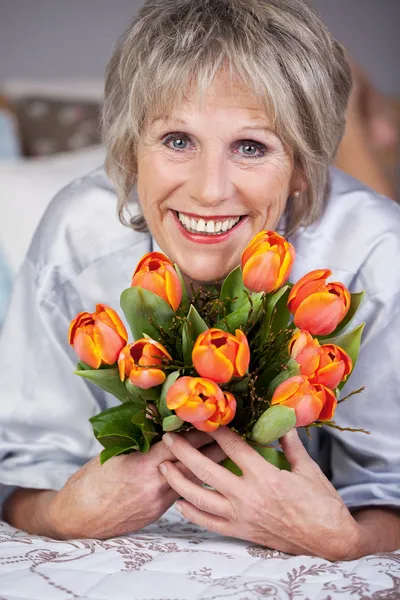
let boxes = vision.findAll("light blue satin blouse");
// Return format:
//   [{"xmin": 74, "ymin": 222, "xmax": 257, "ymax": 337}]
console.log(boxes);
[{"xmin": 0, "ymin": 167, "xmax": 400, "ymax": 510}]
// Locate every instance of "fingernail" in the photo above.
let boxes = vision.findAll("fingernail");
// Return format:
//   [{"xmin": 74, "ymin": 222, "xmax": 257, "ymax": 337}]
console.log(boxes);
[
  {"xmin": 163, "ymin": 433, "xmax": 173, "ymax": 447},
  {"xmin": 159, "ymin": 462, "xmax": 167, "ymax": 475},
  {"xmin": 175, "ymin": 502, "xmax": 183, "ymax": 513}
]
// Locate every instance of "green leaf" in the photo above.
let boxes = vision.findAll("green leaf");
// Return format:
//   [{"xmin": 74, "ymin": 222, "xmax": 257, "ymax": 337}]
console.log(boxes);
[
  {"xmin": 162, "ymin": 415, "xmax": 184, "ymax": 431},
  {"xmin": 219, "ymin": 266, "xmax": 248, "ymax": 314},
  {"xmin": 222, "ymin": 445, "xmax": 290, "ymax": 475},
  {"xmin": 317, "ymin": 291, "xmax": 365, "ymax": 341},
  {"xmin": 250, "ymin": 405, "xmax": 296, "ymax": 445},
  {"xmin": 159, "ymin": 370, "xmax": 181, "ymax": 418},
  {"xmin": 182, "ymin": 304, "xmax": 208, "ymax": 364},
  {"xmin": 75, "ymin": 368, "xmax": 132, "ymax": 403},
  {"xmin": 125, "ymin": 380, "xmax": 160, "ymax": 404},
  {"xmin": 120, "ymin": 286, "xmax": 175, "ymax": 342},
  {"xmin": 100, "ymin": 442, "xmax": 140, "ymax": 464},
  {"xmin": 215, "ymin": 292, "xmax": 263, "ymax": 333},
  {"xmin": 174, "ymin": 263, "xmax": 189, "ymax": 314},
  {"xmin": 90, "ymin": 402, "xmax": 155, "ymax": 456},
  {"xmin": 322, "ymin": 322, "xmax": 365, "ymax": 390},
  {"xmin": 259, "ymin": 286, "xmax": 290, "ymax": 345},
  {"xmin": 267, "ymin": 358, "xmax": 300, "ymax": 396}
]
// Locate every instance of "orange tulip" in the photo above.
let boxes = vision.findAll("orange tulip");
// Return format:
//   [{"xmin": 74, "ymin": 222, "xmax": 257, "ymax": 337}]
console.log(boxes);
[
  {"xmin": 289, "ymin": 330, "xmax": 352, "ymax": 389},
  {"xmin": 166, "ymin": 376, "xmax": 236, "ymax": 432},
  {"xmin": 241, "ymin": 230, "xmax": 295, "ymax": 293},
  {"xmin": 131, "ymin": 251, "xmax": 182, "ymax": 311},
  {"xmin": 192, "ymin": 328, "xmax": 250, "ymax": 383},
  {"xmin": 118, "ymin": 338, "xmax": 172, "ymax": 389},
  {"xmin": 288, "ymin": 269, "xmax": 350, "ymax": 335},
  {"xmin": 271, "ymin": 375, "xmax": 337, "ymax": 427},
  {"xmin": 69, "ymin": 304, "xmax": 128, "ymax": 369}
]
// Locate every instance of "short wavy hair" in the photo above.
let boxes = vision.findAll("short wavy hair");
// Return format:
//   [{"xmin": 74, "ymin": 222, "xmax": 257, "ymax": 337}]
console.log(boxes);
[{"xmin": 102, "ymin": 0, "xmax": 351, "ymax": 234}]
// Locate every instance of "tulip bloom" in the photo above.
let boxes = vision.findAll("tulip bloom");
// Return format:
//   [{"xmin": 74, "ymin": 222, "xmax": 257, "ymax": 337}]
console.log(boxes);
[
  {"xmin": 289, "ymin": 330, "xmax": 352, "ymax": 389},
  {"xmin": 288, "ymin": 269, "xmax": 350, "ymax": 335},
  {"xmin": 118, "ymin": 338, "xmax": 172, "ymax": 389},
  {"xmin": 241, "ymin": 230, "xmax": 295, "ymax": 294},
  {"xmin": 131, "ymin": 251, "xmax": 182, "ymax": 311},
  {"xmin": 166, "ymin": 376, "xmax": 236, "ymax": 432},
  {"xmin": 69, "ymin": 304, "xmax": 128, "ymax": 369},
  {"xmin": 271, "ymin": 375, "xmax": 337, "ymax": 427},
  {"xmin": 192, "ymin": 328, "xmax": 250, "ymax": 383}
]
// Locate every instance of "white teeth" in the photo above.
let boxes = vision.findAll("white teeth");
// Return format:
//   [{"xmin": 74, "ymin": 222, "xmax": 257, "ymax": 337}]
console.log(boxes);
[
  {"xmin": 206, "ymin": 221, "xmax": 215, "ymax": 233},
  {"xmin": 177, "ymin": 212, "xmax": 241, "ymax": 234}
]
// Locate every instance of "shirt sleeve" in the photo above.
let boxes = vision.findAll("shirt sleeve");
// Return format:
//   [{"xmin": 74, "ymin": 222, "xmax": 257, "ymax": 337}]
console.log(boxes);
[
  {"xmin": 329, "ymin": 227, "xmax": 400, "ymax": 510},
  {"xmin": 0, "ymin": 256, "xmax": 105, "ymax": 507}
]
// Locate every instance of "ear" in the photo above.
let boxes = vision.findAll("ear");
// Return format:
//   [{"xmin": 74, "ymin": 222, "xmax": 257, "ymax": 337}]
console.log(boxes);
[{"xmin": 290, "ymin": 170, "xmax": 308, "ymax": 197}]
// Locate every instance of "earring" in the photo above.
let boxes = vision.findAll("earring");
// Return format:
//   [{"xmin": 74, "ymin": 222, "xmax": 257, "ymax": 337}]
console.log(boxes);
[{"xmin": 292, "ymin": 190, "xmax": 300, "ymax": 199}]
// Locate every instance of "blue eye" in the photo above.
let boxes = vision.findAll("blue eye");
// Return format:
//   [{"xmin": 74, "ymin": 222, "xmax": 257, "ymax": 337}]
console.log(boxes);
[
  {"xmin": 236, "ymin": 140, "xmax": 267, "ymax": 158},
  {"xmin": 162, "ymin": 133, "xmax": 190, "ymax": 151}
]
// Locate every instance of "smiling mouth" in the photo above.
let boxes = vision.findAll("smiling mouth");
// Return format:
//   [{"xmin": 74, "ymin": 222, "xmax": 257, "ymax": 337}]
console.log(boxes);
[{"xmin": 175, "ymin": 211, "xmax": 245, "ymax": 235}]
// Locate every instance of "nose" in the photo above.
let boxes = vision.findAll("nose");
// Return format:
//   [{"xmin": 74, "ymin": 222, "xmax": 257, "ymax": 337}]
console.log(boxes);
[{"xmin": 189, "ymin": 147, "xmax": 234, "ymax": 207}]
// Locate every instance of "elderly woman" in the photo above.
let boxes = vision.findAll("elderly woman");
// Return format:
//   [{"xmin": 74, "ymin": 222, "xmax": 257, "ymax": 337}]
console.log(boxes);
[{"xmin": 1, "ymin": 0, "xmax": 400, "ymax": 561}]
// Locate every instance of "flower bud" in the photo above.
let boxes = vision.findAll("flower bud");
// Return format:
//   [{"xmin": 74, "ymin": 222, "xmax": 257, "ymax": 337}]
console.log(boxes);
[
  {"xmin": 192, "ymin": 328, "xmax": 250, "ymax": 384},
  {"xmin": 118, "ymin": 338, "xmax": 172, "ymax": 389},
  {"xmin": 288, "ymin": 269, "xmax": 350, "ymax": 335},
  {"xmin": 271, "ymin": 375, "xmax": 337, "ymax": 427},
  {"xmin": 131, "ymin": 251, "xmax": 182, "ymax": 311},
  {"xmin": 166, "ymin": 376, "xmax": 236, "ymax": 432},
  {"xmin": 241, "ymin": 230, "xmax": 295, "ymax": 294},
  {"xmin": 69, "ymin": 304, "xmax": 128, "ymax": 369}
]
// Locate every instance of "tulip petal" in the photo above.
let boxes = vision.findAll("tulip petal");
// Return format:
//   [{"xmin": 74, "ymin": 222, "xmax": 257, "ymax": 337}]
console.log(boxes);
[
  {"xmin": 129, "ymin": 367, "xmax": 166, "ymax": 389},
  {"xmin": 73, "ymin": 329, "xmax": 101, "ymax": 369},
  {"xmin": 294, "ymin": 293, "xmax": 345, "ymax": 336},
  {"xmin": 193, "ymin": 419, "xmax": 221, "ymax": 432},
  {"xmin": 175, "ymin": 399, "xmax": 217, "ymax": 423},
  {"xmin": 288, "ymin": 269, "xmax": 331, "ymax": 313},
  {"xmin": 192, "ymin": 345, "xmax": 234, "ymax": 383},
  {"xmin": 131, "ymin": 270, "xmax": 171, "ymax": 305},
  {"xmin": 235, "ymin": 329, "xmax": 250, "ymax": 376},
  {"xmin": 164, "ymin": 265, "xmax": 182, "ymax": 311},
  {"xmin": 68, "ymin": 312, "xmax": 92, "ymax": 345},
  {"xmin": 276, "ymin": 242, "xmax": 295, "ymax": 288},
  {"xmin": 315, "ymin": 385, "xmax": 337, "ymax": 421},
  {"xmin": 242, "ymin": 250, "xmax": 281, "ymax": 293},
  {"xmin": 286, "ymin": 394, "xmax": 323, "ymax": 427},
  {"xmin": 296, "ymin": 342, "xmax": 322, "ymax": 377},
  {"xmin": 94, "ymin": 321, "xmax": 127, "ymax": 365},
  {"xmin": 313, "ymin": 361, "xmax": 345, "ymax": 389},
  {"xmin": 133, "ymin": 251, "xmax": 173, "ymax": 275},
  {"xmin": 271, "ymin": 375, "xmax": 305, "ymax": 405},
  {"xmin": 97, "ymin": 304, "xmax": 128, "ymax": 341}
]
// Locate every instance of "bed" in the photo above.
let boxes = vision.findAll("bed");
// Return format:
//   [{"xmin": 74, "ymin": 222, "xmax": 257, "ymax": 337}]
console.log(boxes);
[{"xmin": 1, "ymin": 507, "xmax": 400, "ymax": 600}]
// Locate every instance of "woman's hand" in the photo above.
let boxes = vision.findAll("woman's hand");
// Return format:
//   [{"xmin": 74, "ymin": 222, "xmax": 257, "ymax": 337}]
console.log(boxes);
[
  {"xmin": 37, "ymin": 431, "xmax": 225, "ymax": 539},
  {"xmin": 159, "ymin": 427, "xmax": 363, "ymax": 561}
]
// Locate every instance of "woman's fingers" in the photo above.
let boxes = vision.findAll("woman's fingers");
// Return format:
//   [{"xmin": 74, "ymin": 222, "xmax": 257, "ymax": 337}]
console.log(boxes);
[
  {"xmin": 160, "ymin": 460, "xmax": 232, "ymax": 519},
  {"xmin": 174, "ymin": 500, "xmax": 232, "ymax": 536},
  {"xmin": 174, "ymin": 443, "xmax": 227, "ymax": 484},
  {"xmin": 210, "ymin": 427, "xmax": 278, "ymax": 476},
  {"xmin": 161, "ymin": 432, "xmax": 235, "ymax": 494},
  {"xmin": 150, "ymin": 430, "xmax": 215, "ymax": 464}
]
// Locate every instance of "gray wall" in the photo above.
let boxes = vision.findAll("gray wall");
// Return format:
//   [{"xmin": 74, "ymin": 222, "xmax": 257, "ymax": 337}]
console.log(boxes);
[{"xmin": 0, "ymin": 0, "xmax": 399, "ymax": 94}]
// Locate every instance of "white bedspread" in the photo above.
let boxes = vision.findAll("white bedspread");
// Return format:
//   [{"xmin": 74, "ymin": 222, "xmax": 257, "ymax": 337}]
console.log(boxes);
[{"xmin": 1, "ymin": 508, "xmax": 399, "ymax": 600}]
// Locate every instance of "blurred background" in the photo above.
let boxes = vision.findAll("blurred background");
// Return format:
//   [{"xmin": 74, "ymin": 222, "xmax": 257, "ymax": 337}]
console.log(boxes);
[{"xmin": 0, "ymin": 0, "xmax": 399, "ymax": 323}]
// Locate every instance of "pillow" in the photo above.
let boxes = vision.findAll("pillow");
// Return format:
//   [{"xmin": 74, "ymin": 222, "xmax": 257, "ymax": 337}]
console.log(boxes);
[{"xmin": 0, "ymin": 145, "xmax": 105, "ymax": 274}]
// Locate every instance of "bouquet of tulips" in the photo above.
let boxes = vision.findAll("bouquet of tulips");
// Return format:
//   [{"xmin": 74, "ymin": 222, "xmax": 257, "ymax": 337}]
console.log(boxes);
[{"xmin": 69, "ymin": 231, "xmax": 367, "ymax": 469}]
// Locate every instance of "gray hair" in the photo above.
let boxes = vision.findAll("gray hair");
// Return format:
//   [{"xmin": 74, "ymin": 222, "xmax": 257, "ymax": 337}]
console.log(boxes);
[{"xmin": 102, "ymin": 0, "xmax": 351, "ymax": 235}]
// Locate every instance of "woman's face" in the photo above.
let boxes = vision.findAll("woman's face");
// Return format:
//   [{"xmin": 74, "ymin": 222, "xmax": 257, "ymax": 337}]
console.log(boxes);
[{"xmin": 136, "ymin": 74, "xmax": 304, "ymax": 284}]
